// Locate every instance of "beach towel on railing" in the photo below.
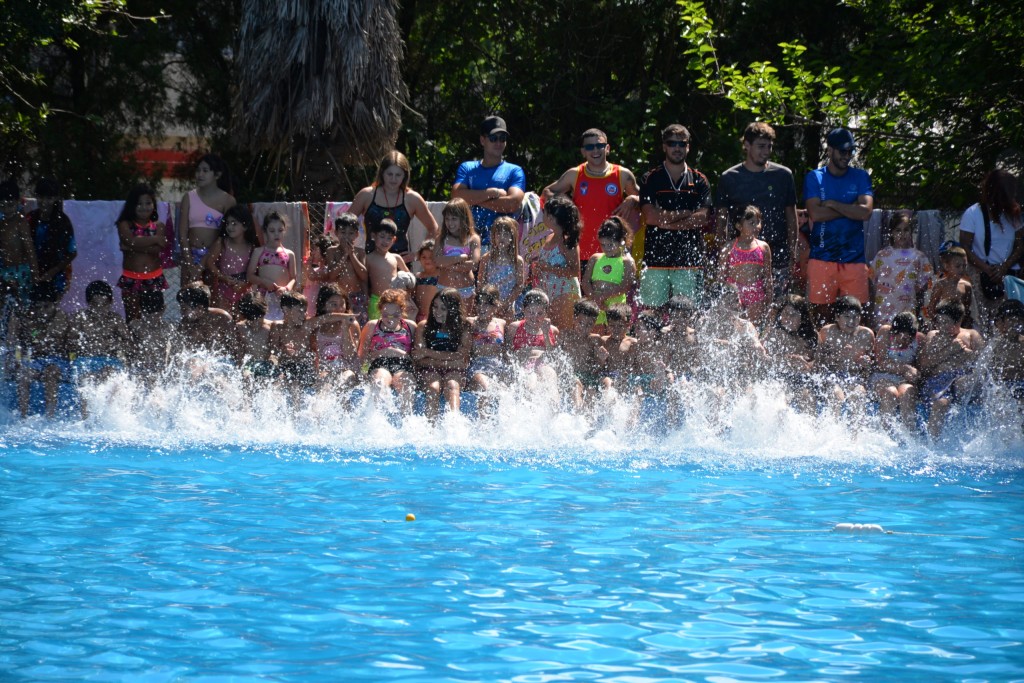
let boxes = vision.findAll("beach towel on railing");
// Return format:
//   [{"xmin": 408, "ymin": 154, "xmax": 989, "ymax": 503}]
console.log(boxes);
[
  {"xmin": 1005, "ymin": 275, "xmax": 1024, "ymax": 303},
  {"xmin": 60, "ymin": 200, "xmax": 174, "ymax": 315}
]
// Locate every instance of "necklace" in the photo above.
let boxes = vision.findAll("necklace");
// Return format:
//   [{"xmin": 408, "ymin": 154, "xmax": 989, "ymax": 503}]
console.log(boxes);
[
  {"xmin": 663, "ymin": 162, "xmax": 689, "ymax": 193},
  {"xmin": 379, "ymin": 187, "xmax": 399, "ymax": 216}
]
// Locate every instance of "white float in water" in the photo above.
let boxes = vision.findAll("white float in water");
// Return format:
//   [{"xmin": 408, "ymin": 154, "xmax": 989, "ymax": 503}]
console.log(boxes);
[{"xmin": 833, "ymin": 522, "xmax": 887, "ymax": 533}]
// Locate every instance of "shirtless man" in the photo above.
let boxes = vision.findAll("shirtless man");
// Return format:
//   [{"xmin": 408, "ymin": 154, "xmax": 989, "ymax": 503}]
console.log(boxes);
[{"xmin": 919, "ymin": 298, "xmax": 985, "ymax": 438}]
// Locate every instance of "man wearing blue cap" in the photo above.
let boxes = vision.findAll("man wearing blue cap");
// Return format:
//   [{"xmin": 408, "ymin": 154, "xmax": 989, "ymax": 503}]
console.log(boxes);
[
  {"xmin": 452, "ymin": 115, "xmax": 527, "ymax": 249},
  {"xmin": 802, "ymin": 127, "xmax": 874, "ymax": 322}
]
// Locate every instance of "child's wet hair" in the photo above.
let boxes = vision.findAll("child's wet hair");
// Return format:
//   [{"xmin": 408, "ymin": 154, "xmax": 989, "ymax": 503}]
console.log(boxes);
[
  {"xmin": 605, "ymin": 304, "xmax": 631, "ymax": 324},
  {"xmin": 418, "ymin": 239, "xmax": 435, "ymax": 256},
  {"xmin": 177, "ymin": 284, "xmax": 211, "ymax": 308},
  {"xmin": 374, "ymin": 218, "xmax": 398, "ymax": 237},
  {"xmin": 890, "ymin": 311, "xmax": 919, "ymax": 335},
  {"xmin": 597, "ymin": 216, "xmax": 628, "ymax": 243},
  {"xmin": 573, "ymin": 299, "xmax": 601, "ymax": 318},
  {"xmin": 833, "ymin": 295, "xmax": 863, "ymax": 315},
  {"xmin": 85, "ymin": 280, "xmax": 114, "ymax": 302},
  {"xmin": 280, "ymin": 291, "xmax": 307, "ymax": 309},
  {"xmin": 334, "ymin": 212, "xmax": 359, "ymax": 232},
  {"xmin": 635, "ymin": 310, "xmax": 663, "ymax": 331},
  {"xmin": 934, "ymin": 298, "xmax": 965, "ymax": 322},
  {"xmin": 522, "ymin": 289, "xmax": 549, "ymax": 309},
  {"xmin": 476, "ymin": 284, "xmax": 500, "ymax": 307},
  {"xmin": 238, "ymin": 291, "xmax": 268, "ymax": 319},
  {"xmin": 996, "ymin": 299, "xmax": 1024, "ymax": 320},
  {"xmin": 315, "ymin": 283, "xmax": 348, "ymax": 316},
  {"xmin": 730, "ymin": 204, "xmax": 762, "ymax": 226},
  {"xmin": 939, "ymin": 246, "xmax": 967, "ymax": 261},
  {"xmin": 666, "ymin": 295, "xmax": 697, "ymax": 316}
]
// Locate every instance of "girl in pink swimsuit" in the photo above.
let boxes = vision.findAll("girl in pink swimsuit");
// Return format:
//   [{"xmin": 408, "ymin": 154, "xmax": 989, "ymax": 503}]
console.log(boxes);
[
  {"xmin": 435, "ymin": 198, "xmax": 481, "ymax": 314},
  {"xmin": 246, "ymin": 211, "xmax": 297, "ymax": 321},
  {"xmin": 718, "ymin": 205, "xmax": 773, "ymax": 328},
  {"xmin": 178, "ymin": 153, "xmax": 237, "ymax": 284},
  {"xmin": 204, "ymin": 205, "xmax": 258, "ymax": 317},
  {"xmin": 503, "ymin": 289, "xmax": 561, "ymax": 407},
  {"xmin": 309, "ymin": 283, "xmax": 361, "ymax": 391}
]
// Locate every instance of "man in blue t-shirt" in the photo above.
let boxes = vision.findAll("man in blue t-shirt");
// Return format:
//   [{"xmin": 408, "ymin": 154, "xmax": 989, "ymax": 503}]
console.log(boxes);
[
  {"xmin": 452, "ymin": 116, "xmax": 527, "ymax": 248},
  {"xmin": 802, "ymin": 127, "xmax": 874, "ymax": 322}
]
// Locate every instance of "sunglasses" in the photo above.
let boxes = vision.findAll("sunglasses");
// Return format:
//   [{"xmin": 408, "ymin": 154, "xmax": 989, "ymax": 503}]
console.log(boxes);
[
  {"xmin": 582, "ymin": 143, "xmax": 608, "ymax": 151},
  {"xmin": 488, "ymin": 133, "xmax": 508, "ymax": 143},
  {"xmin": 665, "ymin": 140, "xmax": 690, "ymax": 148}
]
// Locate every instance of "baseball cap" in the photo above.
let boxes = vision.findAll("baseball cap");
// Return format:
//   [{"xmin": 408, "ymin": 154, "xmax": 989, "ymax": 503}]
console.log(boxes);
[
  {"xmin": 480, "ymin": 116, "xmax": 509, "ymax": 137},
  {"xmin": 826, "ymin": 128, "xmax": 856, "ymax": 151}
]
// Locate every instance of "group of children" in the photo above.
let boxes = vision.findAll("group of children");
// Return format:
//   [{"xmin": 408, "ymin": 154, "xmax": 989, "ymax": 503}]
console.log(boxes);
[{"xmin": 5, "ymin": 164, "xmax": 1023, "ymax": 440}]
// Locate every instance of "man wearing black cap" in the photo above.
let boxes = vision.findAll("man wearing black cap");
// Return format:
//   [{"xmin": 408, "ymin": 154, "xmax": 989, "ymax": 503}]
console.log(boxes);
[
  {"xmin": 802, "ymin": 127, "xmax": 874, "ymax": 323},
  {"xmin": 452, "ymin": 115, "xmax": 527, "ymax": 248}
]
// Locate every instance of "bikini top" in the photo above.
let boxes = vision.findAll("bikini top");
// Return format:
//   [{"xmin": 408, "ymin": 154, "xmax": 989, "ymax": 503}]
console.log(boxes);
[
  {"xmin": 591, "ymin": 253, "xmax": 624, "ymax": 285},
  {"xmin": 885, "ymin": 334, "xmax": 919, "ymax": 365},
  {"xmin": 512, "ymin": 323, "xmax": 557, "ymax": 351},
  {"xmin": 259, "ymin": 247, "xmax": 290, "ymax": 268},
  {"xmin": 317, "ymin": 330, "xmax": 349, "ymax": 362},
  {"xmin": 425, "ymin": 326, "xmax": 461, "ymax": 353},
  {"xmin": 472, "ymin": 321, "xmax": 504, "ymax": 346},
  {"xmin": 443, "ymin": 243, "xmax": 472, "ymax": 257},
  {"xmin": 188, "ymin": 189, "xmax": 223, "ymax": 230},
  {"xmin": 369, "ymin": 320, "xmax": 415, "ymax": 353},
  {"xmin": 132, "ymin": 221, "xmax": 158, "ymax": 237},
  {"xmin": 727, "ymin": 240, "xmax": 767, "ymax": 267}
]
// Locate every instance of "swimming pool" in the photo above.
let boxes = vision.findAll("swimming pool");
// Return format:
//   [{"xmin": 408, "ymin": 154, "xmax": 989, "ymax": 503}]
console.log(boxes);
[{"xmin": 1, "ymin": 383, "xmax": 1023, "ymax": 681}]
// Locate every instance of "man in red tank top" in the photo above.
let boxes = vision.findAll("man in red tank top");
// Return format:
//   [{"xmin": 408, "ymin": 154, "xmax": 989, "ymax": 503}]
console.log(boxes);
[{"xmin": 542, "ymin": 128, "xmax": 640, "ymax": 261}]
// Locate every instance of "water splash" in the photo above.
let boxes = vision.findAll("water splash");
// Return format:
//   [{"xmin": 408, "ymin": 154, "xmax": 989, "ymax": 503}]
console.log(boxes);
[{"xmin": 2, "ymin": 351, "xmax": 1023, "ymax": 472}]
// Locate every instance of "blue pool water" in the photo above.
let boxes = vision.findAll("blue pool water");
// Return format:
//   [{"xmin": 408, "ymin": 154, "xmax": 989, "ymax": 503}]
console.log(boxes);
[{"xmin": 1, "ymin": 380, "xmax": 1023, "ymax": 681}]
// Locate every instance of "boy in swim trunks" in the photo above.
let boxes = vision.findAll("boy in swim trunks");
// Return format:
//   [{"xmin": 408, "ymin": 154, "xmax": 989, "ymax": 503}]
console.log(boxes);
[
  {"xmin": 177, "ymin": 283, "xmax": 235, "ymax": 357},
  {"xmin": 324, "ymin": 213, "xmax": 369, "ymax": 325},
  {"xmin": 557, "ymin": 299, "xmax": 605, "ymax": 411},
  {"xmin": 12, "ymin": 283, "xmax": 70, "ymax": 418},
  {"xmin": 918, "ymin": 298, "xmax": 985, "ymax": 439},
  {"xmin": 128, "ymin": 290, "xmax": 173, "ymax": 378},
  {"xmin": 366, "ymin": 220, "xmax": 410, "ymax": 320},
  {"xmin": 68, "ymin": 280, "xmax": 131, "ymax": 415},
  {"xmin": 815, "ymin": 296, "xmax": 875, "ymax": 421},
  {"xmin": 235, "ymin": 291, "xmax": 276, "ymax": 380},
  {"xmin": 269, "ymin": 292, "xmax": 316, "ymax": 395}
]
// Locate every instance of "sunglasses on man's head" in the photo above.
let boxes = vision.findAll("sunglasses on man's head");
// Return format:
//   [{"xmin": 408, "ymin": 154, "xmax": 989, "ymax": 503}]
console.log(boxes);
[
  {"xmin": 582, "ymin": 143, "xmax": 608, "ymax": 151},
  {"xmin": 665, "ymin": 140, "xmax": 690, "ymax": 148},
  {"xmin": 488, "ymin": 133, "xmax": 508, "ymax": 143}
]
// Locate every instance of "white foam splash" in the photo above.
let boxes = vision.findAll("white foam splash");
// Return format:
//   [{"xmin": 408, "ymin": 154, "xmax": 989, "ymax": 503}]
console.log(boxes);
[{"xmin": 2, "ymin": 350, "xmax": 1023, "ymax": 470}]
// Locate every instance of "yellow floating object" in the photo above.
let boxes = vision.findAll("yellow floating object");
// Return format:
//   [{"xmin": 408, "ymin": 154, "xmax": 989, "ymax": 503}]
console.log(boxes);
[{"xmin": 405, "ymin": 513, "xmax": 416, "ymax": 522}]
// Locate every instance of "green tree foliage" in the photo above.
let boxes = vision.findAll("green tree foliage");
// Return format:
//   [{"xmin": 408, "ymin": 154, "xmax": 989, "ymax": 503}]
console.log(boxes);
[
  {"xmin": 4, "ymin": 0, "xmax": 1017, "ymax": 208},
  {"xmin": 675, "ymin": 0, "xmax": 1024, "ymax": 207},
  {"xmin": 0, "ymin": 0, "xmax": 170, "ymax": 197}
]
